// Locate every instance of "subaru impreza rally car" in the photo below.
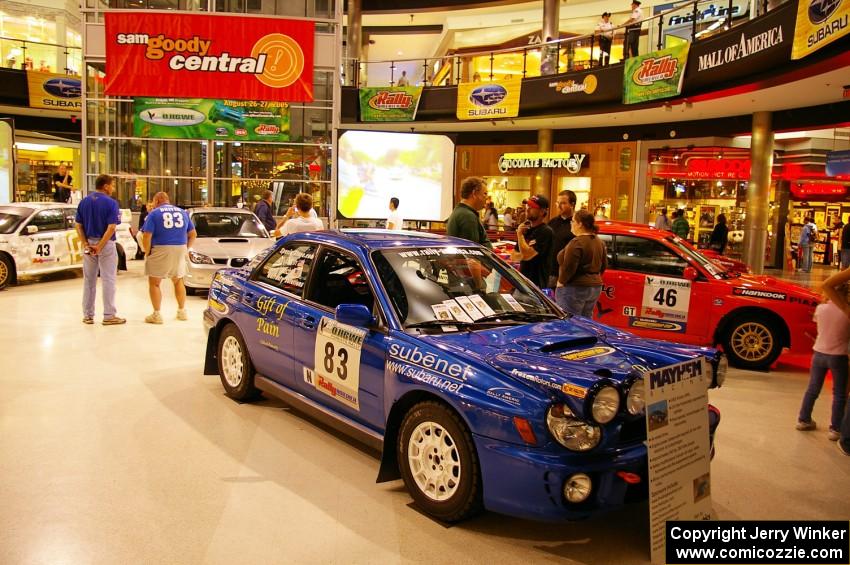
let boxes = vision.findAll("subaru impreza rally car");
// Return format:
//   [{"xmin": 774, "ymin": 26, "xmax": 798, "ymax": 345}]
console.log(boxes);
[{"xmin": 202, "ymin": 230, "xmax": 723, "ymax": 522}]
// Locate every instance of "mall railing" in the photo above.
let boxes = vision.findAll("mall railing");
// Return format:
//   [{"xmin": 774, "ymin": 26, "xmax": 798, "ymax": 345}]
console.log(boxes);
[
  {"xmin": 0, "ymin": 36, "xmax": 83, "ymax": 75},
  {"xmin": 344, "ymin": 0, "xmax": 785, "ymax": 88}
]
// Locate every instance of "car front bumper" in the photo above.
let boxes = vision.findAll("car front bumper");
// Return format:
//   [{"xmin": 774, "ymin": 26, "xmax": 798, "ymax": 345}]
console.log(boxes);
[{"xmin": 185, "ymin": 262, "xmax": 221, "ymax": 289}]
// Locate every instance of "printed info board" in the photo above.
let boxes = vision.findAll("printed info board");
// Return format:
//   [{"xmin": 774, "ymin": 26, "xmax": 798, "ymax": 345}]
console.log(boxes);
[{"xmin": 644, "ymin": 357, "xmax": 712, "ymax": 563}]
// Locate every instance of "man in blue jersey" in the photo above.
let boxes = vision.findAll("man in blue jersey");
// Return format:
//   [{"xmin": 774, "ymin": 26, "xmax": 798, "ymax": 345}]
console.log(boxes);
[
  {"xmin": 140, "ymin": 192, "xmax": 196, "ymax": 324},
  {"xmin": 74, "ymin": 174, "xmax": 126, "ymax": 325}
]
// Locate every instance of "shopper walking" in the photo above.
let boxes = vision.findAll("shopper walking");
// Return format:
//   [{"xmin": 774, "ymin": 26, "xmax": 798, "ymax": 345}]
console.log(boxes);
[
  {"xmin": 254, "ymin": 189, "xmax": 277, "ymax": 232},
  {"xmin": 799, "ymin": 215, "xmax": 818, "ymax": 272},
  {"xmin": 654, "ymin": 207, "xmax": 671, "ymax": 231},
  {"xmin": 484, "ymin": 202, "xmax": 499, "ymax": 230},
  {"xmin": 446, "ymin": 177, "xmax": 492, "ymax": 248},
  {"xmin": 596, "ymin": 12, "xmax": 614, "ymax": 66},
  {"xmin": 517, "ymin": 195, "xmax": 554, "ymax": 289},
  {"xmin": 276, "ymin": 193, "xmax": 324, "ymax": 236},
  {"xmin": 709, "ymin": 213, "xmax": 729, "ymax": 254},
  {"xmin": 140, "ymin": 192, "xmax": 196, "ymax": 324},
  {"xmin": 556, "ymin": 210, "xmax": 608, "ymax": 317},
  {"xmin": 671, "ymin": 209, "xmax": 690, "ymax": 240},
  {"xmin": 386, "ymin": 197, "xmax": 403, "ymax": 230},
  {"xmin": 548, "ymin": 189, "xmax": 577, "ymax": 289},
  {"xmin": 623, "ymin": 0, "xmax": 643, "ymax": 59},
  {"xmin": 74, "ymin": 174, "xmax": 126, "ymax": 325}
]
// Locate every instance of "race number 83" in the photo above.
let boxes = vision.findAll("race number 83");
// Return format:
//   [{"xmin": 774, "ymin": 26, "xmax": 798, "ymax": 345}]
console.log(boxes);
[
  {"xmin": 323, "ymin": 341, "xmax": 349, "ymax": 380},
  {"xmin": 312, "ymin": 317, "xmax": 365, "ymax": 410}
]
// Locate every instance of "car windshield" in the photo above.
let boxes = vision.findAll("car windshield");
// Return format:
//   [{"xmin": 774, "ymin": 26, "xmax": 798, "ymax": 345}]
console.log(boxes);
[
  {"xmin": 0, "ymin": 211, "xmax": 28, "ymax": 234},
  {"xmin": 372, "ymin": 246, "xmax": 560, "ymax": 331},
  {"xmin": 666, "ymin": 237, "xmax": 727, "ymax": 278},
  {"xmin": 192, "ymin": 212, "xmax": 267, "ymax": 238}
]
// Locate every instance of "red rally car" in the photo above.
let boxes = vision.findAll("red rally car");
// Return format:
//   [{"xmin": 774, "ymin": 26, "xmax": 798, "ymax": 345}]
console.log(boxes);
[{"xmin": 593, "ymin": 222, "xmax": 819, "ymax": 370}]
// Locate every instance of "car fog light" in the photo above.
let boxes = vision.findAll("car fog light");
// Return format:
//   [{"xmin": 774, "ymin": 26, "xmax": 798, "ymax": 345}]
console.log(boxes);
[
  {"xmin": 591, "ymin": 385, "xmax": 620, "ymax": 424},
  {"xmin": 564, "ymin": 473, "xmax": 592, "ymax": 503},
  {"xmin": 626, "ymin": 378, "xmax": 645, "ymax": 415}
]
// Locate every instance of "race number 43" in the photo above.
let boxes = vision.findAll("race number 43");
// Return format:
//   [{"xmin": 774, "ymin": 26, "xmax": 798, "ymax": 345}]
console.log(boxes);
[{"xmin": 310, "ymin": 317, "xmax": 367, "ymax": 410}]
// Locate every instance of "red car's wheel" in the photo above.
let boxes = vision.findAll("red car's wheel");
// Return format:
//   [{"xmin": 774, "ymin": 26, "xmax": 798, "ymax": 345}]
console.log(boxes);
[{"xmin": 722, "ymin": 316, "xmax": 782, "ymax": 370}]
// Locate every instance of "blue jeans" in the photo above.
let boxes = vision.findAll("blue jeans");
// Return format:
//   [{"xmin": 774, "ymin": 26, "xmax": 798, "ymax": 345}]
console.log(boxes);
[
  {"xmin": 798, "ymin": 352, "xmax": 848, "ymax": 431},
  {"xmin": 556, "ymin": 285, "xmax": 602, "ymax": 318},
  {"xmin": 800, "ymin": 244, "xmax": 813, "ymax": 272},
  {"xmin": 82, "ymin": 239, "xmax": 118, "ymax": 319},
  {"xmin": 840, "ymin": 249, "xmax": 850, "ymax": 270},
  {"xmin": 841, "ymin": 394, "xmax": 850, "ymax": 452}
]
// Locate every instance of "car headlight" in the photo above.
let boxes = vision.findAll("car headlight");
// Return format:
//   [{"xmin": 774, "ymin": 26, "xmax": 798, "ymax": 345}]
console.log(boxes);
[
  {"xmin": 546, "ymin": 404, "xmax": 601, "ymax": 451},
  {"xmin": 713, "ymin": 354, "xmax": 727, "ymax": 388},
  {"xmin": 590, "ymin": 385, "xmax": 620, "ymax": 424},
  {"xmin": 626, "ymin": 377, "xmax": 645, "ymax": 416},
  {"xmin": 188, "ymin": 250, "xmax": 214, "ymax": 265}
]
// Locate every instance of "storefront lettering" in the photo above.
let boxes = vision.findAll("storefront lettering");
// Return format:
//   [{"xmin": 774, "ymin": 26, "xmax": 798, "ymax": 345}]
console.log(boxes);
[
  {"xmin": 668, "ymin": 3, "xmax": 743, "ymax": 26},
  {"xmin": 697, "ymin": 26, "xmax": 785, "ymax": 71},
  {"xmin": 498, "ymin": 152, "xmax": 587, "ymax": 173}
]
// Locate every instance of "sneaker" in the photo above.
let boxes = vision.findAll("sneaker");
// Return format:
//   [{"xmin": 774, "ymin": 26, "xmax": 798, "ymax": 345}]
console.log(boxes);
[
  {"xmin": 828, "ymin": 428, "xmax": 840, "ymax": 441},
  {"xmin": 838, "ymin": 440, "xmax": 850, "ymax": 456},
  {"xmin": 176, "ymin": 309, "xmax": 188, "ymax": 321},
  {"xmin": 145, "ymin": 312, "xmax": 163, "ymax": 325},
  {"xmin": 102, "ymin": 316, "xmax": 126, "ymax": 325},
  {"xmin": 82, "ymin": 316, "xmax": 94, "ymax": 324},
  {"xmin": 796, "ymin": 420, "xmax": 817, "ymax": 431}
]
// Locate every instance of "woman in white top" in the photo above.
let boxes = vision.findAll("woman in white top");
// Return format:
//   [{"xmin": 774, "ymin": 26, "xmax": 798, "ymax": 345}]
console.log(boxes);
[{"xmin": 503, "ymin": 207, "xmax": 515, "ymax": 230}]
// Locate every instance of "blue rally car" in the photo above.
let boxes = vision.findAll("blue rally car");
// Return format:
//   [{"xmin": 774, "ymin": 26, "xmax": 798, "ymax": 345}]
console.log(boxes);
[{"xmin": 203, "ymin": 230, "xmax": 724, "ymax": 523}]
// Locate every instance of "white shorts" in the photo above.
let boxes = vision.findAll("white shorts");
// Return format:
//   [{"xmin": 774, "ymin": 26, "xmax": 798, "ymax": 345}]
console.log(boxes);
[{"xmin": 145, "ymin": 245, "xmax": 187, "ymax": 279}]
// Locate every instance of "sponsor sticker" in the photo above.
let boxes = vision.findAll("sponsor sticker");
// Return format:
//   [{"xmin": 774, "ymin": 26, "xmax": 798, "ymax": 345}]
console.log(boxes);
[
  {"xmin": 642, "ymin": 276, "xmax": 691, "ymax": 323},
  {"xmin": 732, "ymin": 287, "xmax": 787, "ymax": 301},
  {"xmin": 561, "ymin": 383, "xmax": 588, "ymax": 398},
  {"xmin": 560, "ymin": 346, "xmax": 616, "ymax": 361},
  {"xmin": 309, "ymin": 318, "xmax": 366, "ymax": 410},
  {"xmin": 630, "ymin": 317, "xmax": 686, "ymax": 333},
  {"xmin": 486, "ymin": 387, "xmax": 524, "ymax": 406}
]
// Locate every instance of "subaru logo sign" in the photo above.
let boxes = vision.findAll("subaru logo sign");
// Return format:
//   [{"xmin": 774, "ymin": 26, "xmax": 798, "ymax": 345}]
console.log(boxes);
[
  {"xmin": 469, "ymin": 84, "xmax": 507, "ymax": 107},
  {"xmin": 808, "ymin": 0, "xmax": 840, "ymax": 24},
  {"xmin": 42, "ymin": 77, "xmax": 82, "ymax": 98}
]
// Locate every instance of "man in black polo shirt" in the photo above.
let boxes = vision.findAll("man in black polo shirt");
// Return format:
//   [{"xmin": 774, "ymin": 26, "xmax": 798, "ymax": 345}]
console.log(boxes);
[
  {"xmin": 517, "ymin": 194, "xmax": 554, "ymax": 289},
  {"xmin": 547, "ymin": 189, "xmax": 576, "ymax": 289}
]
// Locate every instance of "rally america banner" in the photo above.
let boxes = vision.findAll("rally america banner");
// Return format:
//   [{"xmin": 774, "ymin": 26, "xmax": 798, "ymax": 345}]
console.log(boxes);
[
  {"xmin": 358, "ymin": 86, "xmax": 423, "ymax": 121},
  {"xmin": 133, "ymin": 98, "xmax": 290, "ymax": 141},
  {"xmin": 105, "ymin": 12, "xmax": 314, "ymax": 102},
  {"xmin": 456, "ymin": 79, "xmax": 522, "ymax": 120},
  {"xmin": 791, "ymin": 0, "xmax": 850, "ymax": 59},
  {"xmin": 623, "ymin": 44, "xmax": 690, "ymax": 105},
  {"xmin": 26, "ymin": 71, "xmax": 82, "ymax": 112}
]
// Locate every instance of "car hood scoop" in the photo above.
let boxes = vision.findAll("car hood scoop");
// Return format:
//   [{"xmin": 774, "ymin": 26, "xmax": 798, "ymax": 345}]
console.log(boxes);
[{"xmin": 216, "ymin": 238, "xmax": 250, "ymax": 243}]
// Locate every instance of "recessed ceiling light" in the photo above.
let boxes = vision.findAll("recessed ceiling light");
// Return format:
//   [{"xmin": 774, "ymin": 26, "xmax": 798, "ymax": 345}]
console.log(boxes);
[{"xmin": 397, "ymin": 51, "xmax": 403, "ymax": 55}]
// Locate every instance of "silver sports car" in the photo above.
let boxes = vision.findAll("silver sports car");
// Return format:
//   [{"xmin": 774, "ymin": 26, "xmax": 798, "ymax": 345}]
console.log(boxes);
[{"xmin": 184, "ymin": 207, "xmax": 275, "ymax": 293}]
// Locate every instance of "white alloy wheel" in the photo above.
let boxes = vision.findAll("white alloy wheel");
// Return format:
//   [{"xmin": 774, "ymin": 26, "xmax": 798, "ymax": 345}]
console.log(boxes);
[
  {"xmin": 407, "ymin": 421, "xmax": 462, "ymax": 502},
  {"xmin": 221, "ymin": 335, "xmax": 245, "ymax": 388}
]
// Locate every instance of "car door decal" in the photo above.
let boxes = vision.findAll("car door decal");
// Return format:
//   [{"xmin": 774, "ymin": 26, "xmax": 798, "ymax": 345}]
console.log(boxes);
[
  {"xmin": 65, "ymin": 231, "xmax": 83, "ymax": 264},
  {"xmin": 303, "ymin": 316, "xmax": 367, "ymax": 411},
  {"xmin": 629, "ymin": 276, "xmax": 692, "ymax": 333}
]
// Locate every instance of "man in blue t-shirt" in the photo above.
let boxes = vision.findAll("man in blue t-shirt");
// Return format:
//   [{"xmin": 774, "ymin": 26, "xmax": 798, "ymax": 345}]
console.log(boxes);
[
  {"xmin": 74, "ymin": 174, "xmax": 125, "ymax": 325},
  {"xmin": 140, "ymin": 192, "xmax": 196, "ymax": 324}
]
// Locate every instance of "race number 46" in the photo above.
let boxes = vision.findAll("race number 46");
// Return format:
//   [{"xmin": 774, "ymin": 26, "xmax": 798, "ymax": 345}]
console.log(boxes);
[{"xmin": 641, "ymin": 276, "xmax": 691, "ymax": 322}]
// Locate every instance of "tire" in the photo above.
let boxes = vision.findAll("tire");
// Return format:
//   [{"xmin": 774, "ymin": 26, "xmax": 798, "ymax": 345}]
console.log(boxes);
[
  {"xmin": 216, "ymin": 323, "xmax": 260, "ymax": 402},
  {"xmin": 398, "ymin": 401, "xmax": 483, "ymax": 522},
  {"xmin": 722, "ymin": 315, "xmax": 783, "ymax": 370},
  {"xmin": 0, "ymin": 255, "xmax": 12, "ymax": 289},
  {"xmin": 185, "ymin": 286, "xmax": 196, "ymax": 296}
]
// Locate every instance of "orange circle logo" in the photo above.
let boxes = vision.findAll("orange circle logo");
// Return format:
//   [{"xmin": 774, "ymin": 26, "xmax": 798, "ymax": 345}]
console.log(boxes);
[{"xmin": 251, "ymin": 33, "xmax": 304, "ymax": 88}]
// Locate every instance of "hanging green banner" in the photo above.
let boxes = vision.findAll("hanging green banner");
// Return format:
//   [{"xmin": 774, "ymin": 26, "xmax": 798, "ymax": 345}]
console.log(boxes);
[
  {"xmin": 622, "ymin": 44, "xmax": 690, "ymax": 105},
  {"xmin": 359, "ymin": 86, "xmax": 423, "ymax": 122},
  {"xmin": 133, "ymin": 98, "xmax": 290, "ymax": 141}
]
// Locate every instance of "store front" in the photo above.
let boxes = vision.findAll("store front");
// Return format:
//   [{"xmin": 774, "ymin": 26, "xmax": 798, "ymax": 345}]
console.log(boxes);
[
  {"xmin": 13, "ymin": 136, "xmax": 81, "ymax": 203},
  {"xmin": 455, "ymin": 142, "xmax": 636, "ymax": 225}
]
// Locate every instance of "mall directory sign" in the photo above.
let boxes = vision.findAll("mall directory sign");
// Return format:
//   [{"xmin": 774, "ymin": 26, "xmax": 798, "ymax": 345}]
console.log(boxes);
[
  {"xmin": 105, "ymin": 12, "xmax": 314, "ymax": 102},
  {"xmin": 358, "ymin": 87, "xmax": 423, "ymax": 122},
  {"xmin": 133, "ymin": 98, "xmax": 290, "ymax": 141},
  {"xmin": 623, "ymin": 44, "xmax": 690, "ymax": 105},
  {"xmin": 792, "ymin": 0, "xmax": 850, "ymax": 59}
]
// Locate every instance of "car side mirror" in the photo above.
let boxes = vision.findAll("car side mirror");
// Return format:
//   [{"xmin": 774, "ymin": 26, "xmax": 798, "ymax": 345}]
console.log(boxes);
[
  {"xmin": 683, "ymin": 266, "xmax": 699, "ymax": 281},
  {"xmin": 26, "ymin": 225, "xmax": 38, "ymax": 234},
  {"xmin": 541, "ymin": 288, "xmax": 555, "ymax": 300},
  {"xmin": 335, "ymin": 304, "xmax": 374, "ymax": 327}
]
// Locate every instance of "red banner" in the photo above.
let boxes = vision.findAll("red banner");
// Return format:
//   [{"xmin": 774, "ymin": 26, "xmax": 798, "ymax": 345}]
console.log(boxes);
[{"xmin": 105, "ymin": 12, "xmax": 314, "ymax": 102}]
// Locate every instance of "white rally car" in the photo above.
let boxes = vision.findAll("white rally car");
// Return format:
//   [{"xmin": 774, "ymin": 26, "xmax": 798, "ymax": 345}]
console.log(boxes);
[{"xmin": 0, "ymin": 203, "xmax": 138, "ymax": 289}]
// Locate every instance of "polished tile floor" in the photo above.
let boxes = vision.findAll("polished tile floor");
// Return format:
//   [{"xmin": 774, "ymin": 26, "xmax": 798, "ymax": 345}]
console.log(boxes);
[{"xmin": 1, "ymin": 262, "xmax": 849, "ymax": 565}]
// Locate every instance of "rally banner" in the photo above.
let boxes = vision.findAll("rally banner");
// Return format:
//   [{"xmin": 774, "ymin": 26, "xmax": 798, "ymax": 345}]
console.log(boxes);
[
  {"xmin": 358, "ymin": 86, "xmax": 423, "ymax": 121},
  {"xmin": 133, "ymin": 98, "xmax": 290, "ymax": 141},
  {"xmin": 26, "ymin": 71, "xmax": 82, "ymax": 112},
  {"xmin": 105, "ymin": 12, "xmax": 314, "ymax": 102},
  {"xmin": 456, "ymin": 79, "xmax": 522, "ymax": 120},
  {"xmin": 791, "ymin": 0, "xmax": 850, "ymax": 59},
  {"xmin": 623, "ymin": 44, "xmax": 689, "ymax": 105}
]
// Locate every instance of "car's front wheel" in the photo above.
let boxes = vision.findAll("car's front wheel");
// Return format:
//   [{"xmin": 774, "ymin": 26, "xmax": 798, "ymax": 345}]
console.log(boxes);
[
  {"xmin": 0, "ymin": 255, "xmax": 12, "ymax": 289},
  {"xmin": 398, "ymin": 401, "xmax": 482, "ymax": 522},
  {"xmin": 722, "ymin": 315, "xmax": 783, "ymax": 370},
  {"xmin": 217, "ymin": 323, "xmax": 260, "ymax": 401}
]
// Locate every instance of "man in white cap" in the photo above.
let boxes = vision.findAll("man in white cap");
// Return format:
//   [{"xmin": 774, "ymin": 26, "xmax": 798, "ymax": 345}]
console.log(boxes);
[
  {"xmin": 596, "ymin": 12, "xmax": 615, "ymax": 66},
  {"xmin": 623, "ymin": 0, "xmax": 643, "ymax": 59}
]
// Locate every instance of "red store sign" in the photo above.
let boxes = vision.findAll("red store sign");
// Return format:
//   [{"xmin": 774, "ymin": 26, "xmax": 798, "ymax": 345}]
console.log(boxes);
[
  {"xmin": 654, "ymin": 158, "xmax": 753, "ymax": 179},
  {"xmin": 105, "ymin": 12, "xmax": 314, "ymax": 102},
  {"xmin": 790, "ymin": 183, "xmax": 847, "ymax": 198}
]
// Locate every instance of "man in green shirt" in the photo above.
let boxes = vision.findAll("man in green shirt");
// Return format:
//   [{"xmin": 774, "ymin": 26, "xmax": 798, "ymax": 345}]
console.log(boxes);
[
  {"xmin": 446, "ymin": 176, "xmax": 492, "ymax": 248},
  {"xmin": 671, "ymin": 209, "xmax": 690, "ymax": 240}
]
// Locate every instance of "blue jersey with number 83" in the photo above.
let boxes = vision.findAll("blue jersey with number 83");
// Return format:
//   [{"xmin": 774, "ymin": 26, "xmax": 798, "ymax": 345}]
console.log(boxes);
[{"xmin": 142, "ymin": 205, "xmax": 195, "ymax": 246}]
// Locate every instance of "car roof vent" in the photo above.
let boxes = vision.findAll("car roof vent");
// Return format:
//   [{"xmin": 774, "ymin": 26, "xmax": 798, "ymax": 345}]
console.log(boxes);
[{"xmin": 539, "ymin": 336, "xmax": 598, "ymax": 353}]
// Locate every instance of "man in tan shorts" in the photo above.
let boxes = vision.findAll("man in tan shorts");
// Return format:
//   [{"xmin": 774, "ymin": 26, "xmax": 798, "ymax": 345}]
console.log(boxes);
[{"xmin": 140, "ymin": 192, "xmax": 197, "ymax": 324}]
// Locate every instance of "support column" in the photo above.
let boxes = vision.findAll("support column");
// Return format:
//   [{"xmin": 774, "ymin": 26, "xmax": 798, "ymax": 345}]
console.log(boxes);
[
  {"xmin": 743, "ymin": 111, "xmax": 774, "ymax": 274},
  {"xmin": 535, "ymin": 0, "xmax": 559, "ymax": 198},
  {"xmin": 345, "ymin": 0, "xmax": 362, "ymax": 86}
]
